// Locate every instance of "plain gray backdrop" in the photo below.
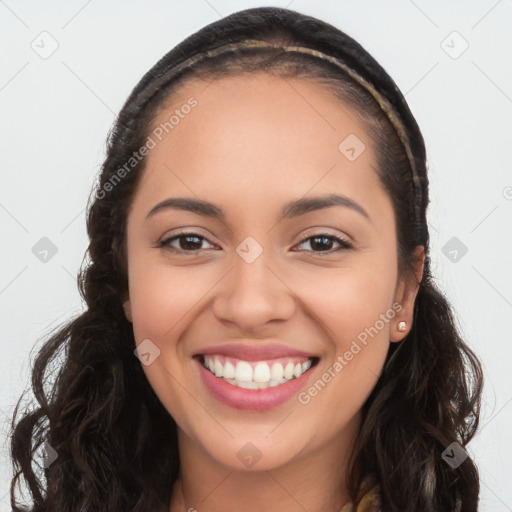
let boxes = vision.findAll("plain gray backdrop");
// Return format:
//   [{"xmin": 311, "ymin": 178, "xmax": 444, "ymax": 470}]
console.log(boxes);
[{"xmin": 1, "ymin": 1, "xmax": 511, "ymax": 510}]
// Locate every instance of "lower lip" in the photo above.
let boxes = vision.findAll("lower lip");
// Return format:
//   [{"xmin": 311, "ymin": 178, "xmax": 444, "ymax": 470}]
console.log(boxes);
[{"xmin": 195, "ymin": 358, "xmax": 316, "ymax": 411}]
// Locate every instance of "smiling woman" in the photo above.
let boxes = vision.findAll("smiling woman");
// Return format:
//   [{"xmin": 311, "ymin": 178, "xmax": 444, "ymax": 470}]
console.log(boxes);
[{"xmin": 9, "ymin": 6, "xmax": 483, "ymax": 512}]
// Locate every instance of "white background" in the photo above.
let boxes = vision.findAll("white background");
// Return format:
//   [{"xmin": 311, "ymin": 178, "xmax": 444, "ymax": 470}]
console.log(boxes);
[{"xmin": 0, "ymin": 1, "xmax": 511, "ymax": 510}]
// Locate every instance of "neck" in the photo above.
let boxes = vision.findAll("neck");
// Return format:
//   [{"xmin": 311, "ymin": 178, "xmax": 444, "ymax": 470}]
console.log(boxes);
[{"xmin": 169, "ymin": 415, "xmax": 360, "ymax": 512}]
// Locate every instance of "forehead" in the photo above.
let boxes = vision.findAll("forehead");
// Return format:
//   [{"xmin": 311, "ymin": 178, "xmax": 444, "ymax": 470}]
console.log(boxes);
[
  {"xmin": 151, "ymin": 72, "xmax": 367, "ymax": 150},
  {"xmin": 133, "ymin": 72, "xmax": 390, "ymax": 224}
]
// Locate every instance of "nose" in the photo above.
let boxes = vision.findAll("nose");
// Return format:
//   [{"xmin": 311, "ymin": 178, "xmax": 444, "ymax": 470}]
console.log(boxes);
[{"xmin": 211, "ymin": 245, "xmax": 296, "ymax": 332}]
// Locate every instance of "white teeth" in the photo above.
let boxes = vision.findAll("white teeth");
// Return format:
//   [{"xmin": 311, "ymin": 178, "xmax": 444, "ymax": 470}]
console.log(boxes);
[
  {"xmin": 222, "ymin": 377, "xmax": 286, "ymax": 389},
  {"xmin": 270, "ymin": 363, "xmax": 284, "ymax": 381},
  {"xmin": 253, "ymin": 362, "xmax": 271, "ymax": 383},
  {"xmin": 234, "ymin": 361, "xmax": 253, "ymax": 382},
  {"xmin": 237, "ymin": 380, "xmax": 259, "ymax": 389},
  {"xmin": 302, "ymin": 359, "xmax": 312, "ymax": 372},
  {"xmin": 214, "ymin": 358, "xmax": 223, "ymax": 378},
  {"xmin": 283, "ymin": 362, "xmax": 294, "ymax": 380},
  {"xmin": 223, "ymin": 360, "xmax": 235, "ymax": 379},
  {"xmin": 202, "ymin": 355, "xmax": 315, "ymax": 388}
]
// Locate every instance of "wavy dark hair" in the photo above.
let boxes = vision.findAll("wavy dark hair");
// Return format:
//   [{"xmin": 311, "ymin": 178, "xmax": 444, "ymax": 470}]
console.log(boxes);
[{"xmin": 9, "ymin": 6, "xmax": 483, "ymax": 512}]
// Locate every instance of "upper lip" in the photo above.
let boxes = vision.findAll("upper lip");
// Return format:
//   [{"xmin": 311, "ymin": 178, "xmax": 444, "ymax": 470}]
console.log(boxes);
[{"xmin": 195, "ymin": 342, "xmax": 317, "ymax": 361}]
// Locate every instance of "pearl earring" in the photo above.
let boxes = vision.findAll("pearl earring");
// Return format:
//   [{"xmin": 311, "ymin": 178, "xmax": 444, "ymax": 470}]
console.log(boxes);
[{"xmin": 398, "ymin": 321, "xmax": 407, "ymax": 332}]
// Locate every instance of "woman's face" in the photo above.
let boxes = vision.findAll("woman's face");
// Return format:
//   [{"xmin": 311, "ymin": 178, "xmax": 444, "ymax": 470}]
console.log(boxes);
[{"xmin": 123, "ymin": 73, "xmax": 422, "ymax": 472}]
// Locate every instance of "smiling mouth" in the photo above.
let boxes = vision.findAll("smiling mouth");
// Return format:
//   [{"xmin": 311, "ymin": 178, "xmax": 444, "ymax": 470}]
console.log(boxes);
[{"xmin": 195, "ymin": 354, "xmax": 319, "ymax": 390}]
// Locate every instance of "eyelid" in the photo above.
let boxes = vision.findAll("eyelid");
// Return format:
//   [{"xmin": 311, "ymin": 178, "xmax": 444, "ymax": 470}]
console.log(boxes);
[{"xmin": 295, "ymin": 226, "xmax": 354, "ymax": 244}]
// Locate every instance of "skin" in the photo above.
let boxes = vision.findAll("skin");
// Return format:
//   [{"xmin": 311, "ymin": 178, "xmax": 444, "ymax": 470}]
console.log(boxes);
[{"xmin": 122, "ymin": 72, "xmax": 424, "ymax": 512}]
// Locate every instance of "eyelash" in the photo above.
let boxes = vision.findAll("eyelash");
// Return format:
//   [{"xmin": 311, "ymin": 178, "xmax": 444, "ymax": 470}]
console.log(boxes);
[{"xmin": 157, "ymin": 231, "xmax": 354, "ymax": 255}]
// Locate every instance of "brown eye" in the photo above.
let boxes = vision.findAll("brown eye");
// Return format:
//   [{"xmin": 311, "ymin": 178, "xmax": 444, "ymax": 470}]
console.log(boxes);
[
  {"xmin": 292, "ymin": 233, "xmax": 353, "ymax": 254},
  {"xmin": 159, "ymin": 232, "xmax": 217, "ymax": 254}
]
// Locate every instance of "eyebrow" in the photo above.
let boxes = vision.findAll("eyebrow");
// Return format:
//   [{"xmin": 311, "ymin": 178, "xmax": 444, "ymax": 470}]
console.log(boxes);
[{"xmin": 145, "ymin": 193, "xmax": 370, "ymax": 222}]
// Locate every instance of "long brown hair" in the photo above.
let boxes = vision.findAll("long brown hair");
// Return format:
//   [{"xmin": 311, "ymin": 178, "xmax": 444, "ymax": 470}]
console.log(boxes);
[{"xmin": 9, "ymin": 7, "xmax": 483, "ymax": 512}]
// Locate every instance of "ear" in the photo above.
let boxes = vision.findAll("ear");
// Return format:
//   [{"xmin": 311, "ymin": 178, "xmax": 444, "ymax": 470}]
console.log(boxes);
[
  {"xmin": 390, "ymin": 245, "xmax": 425, "ymax": 342},
  {"xmin": 122, "ymin": 294, "xmax": 133, "ymax": 323}
]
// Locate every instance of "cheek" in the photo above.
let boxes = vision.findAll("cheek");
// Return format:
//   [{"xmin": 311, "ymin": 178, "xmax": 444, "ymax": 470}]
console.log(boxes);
[
  {"xmin": 127, "ymin": 259, "xmax": 210, "ymax": 429},
  {"xmin": 286, "ymin": 259, "xmax": 396, "ymax": 402},
  {"xmin": 286, "ymin": 257, "xmax": 397, "ymax": 345},
  {"xmin": 285, "ymin": 263, "xmax": 396, "ymax": 444},
  {"xmin": 128, "ymin": 260, "xmax": 214, "ymax": 341}
]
